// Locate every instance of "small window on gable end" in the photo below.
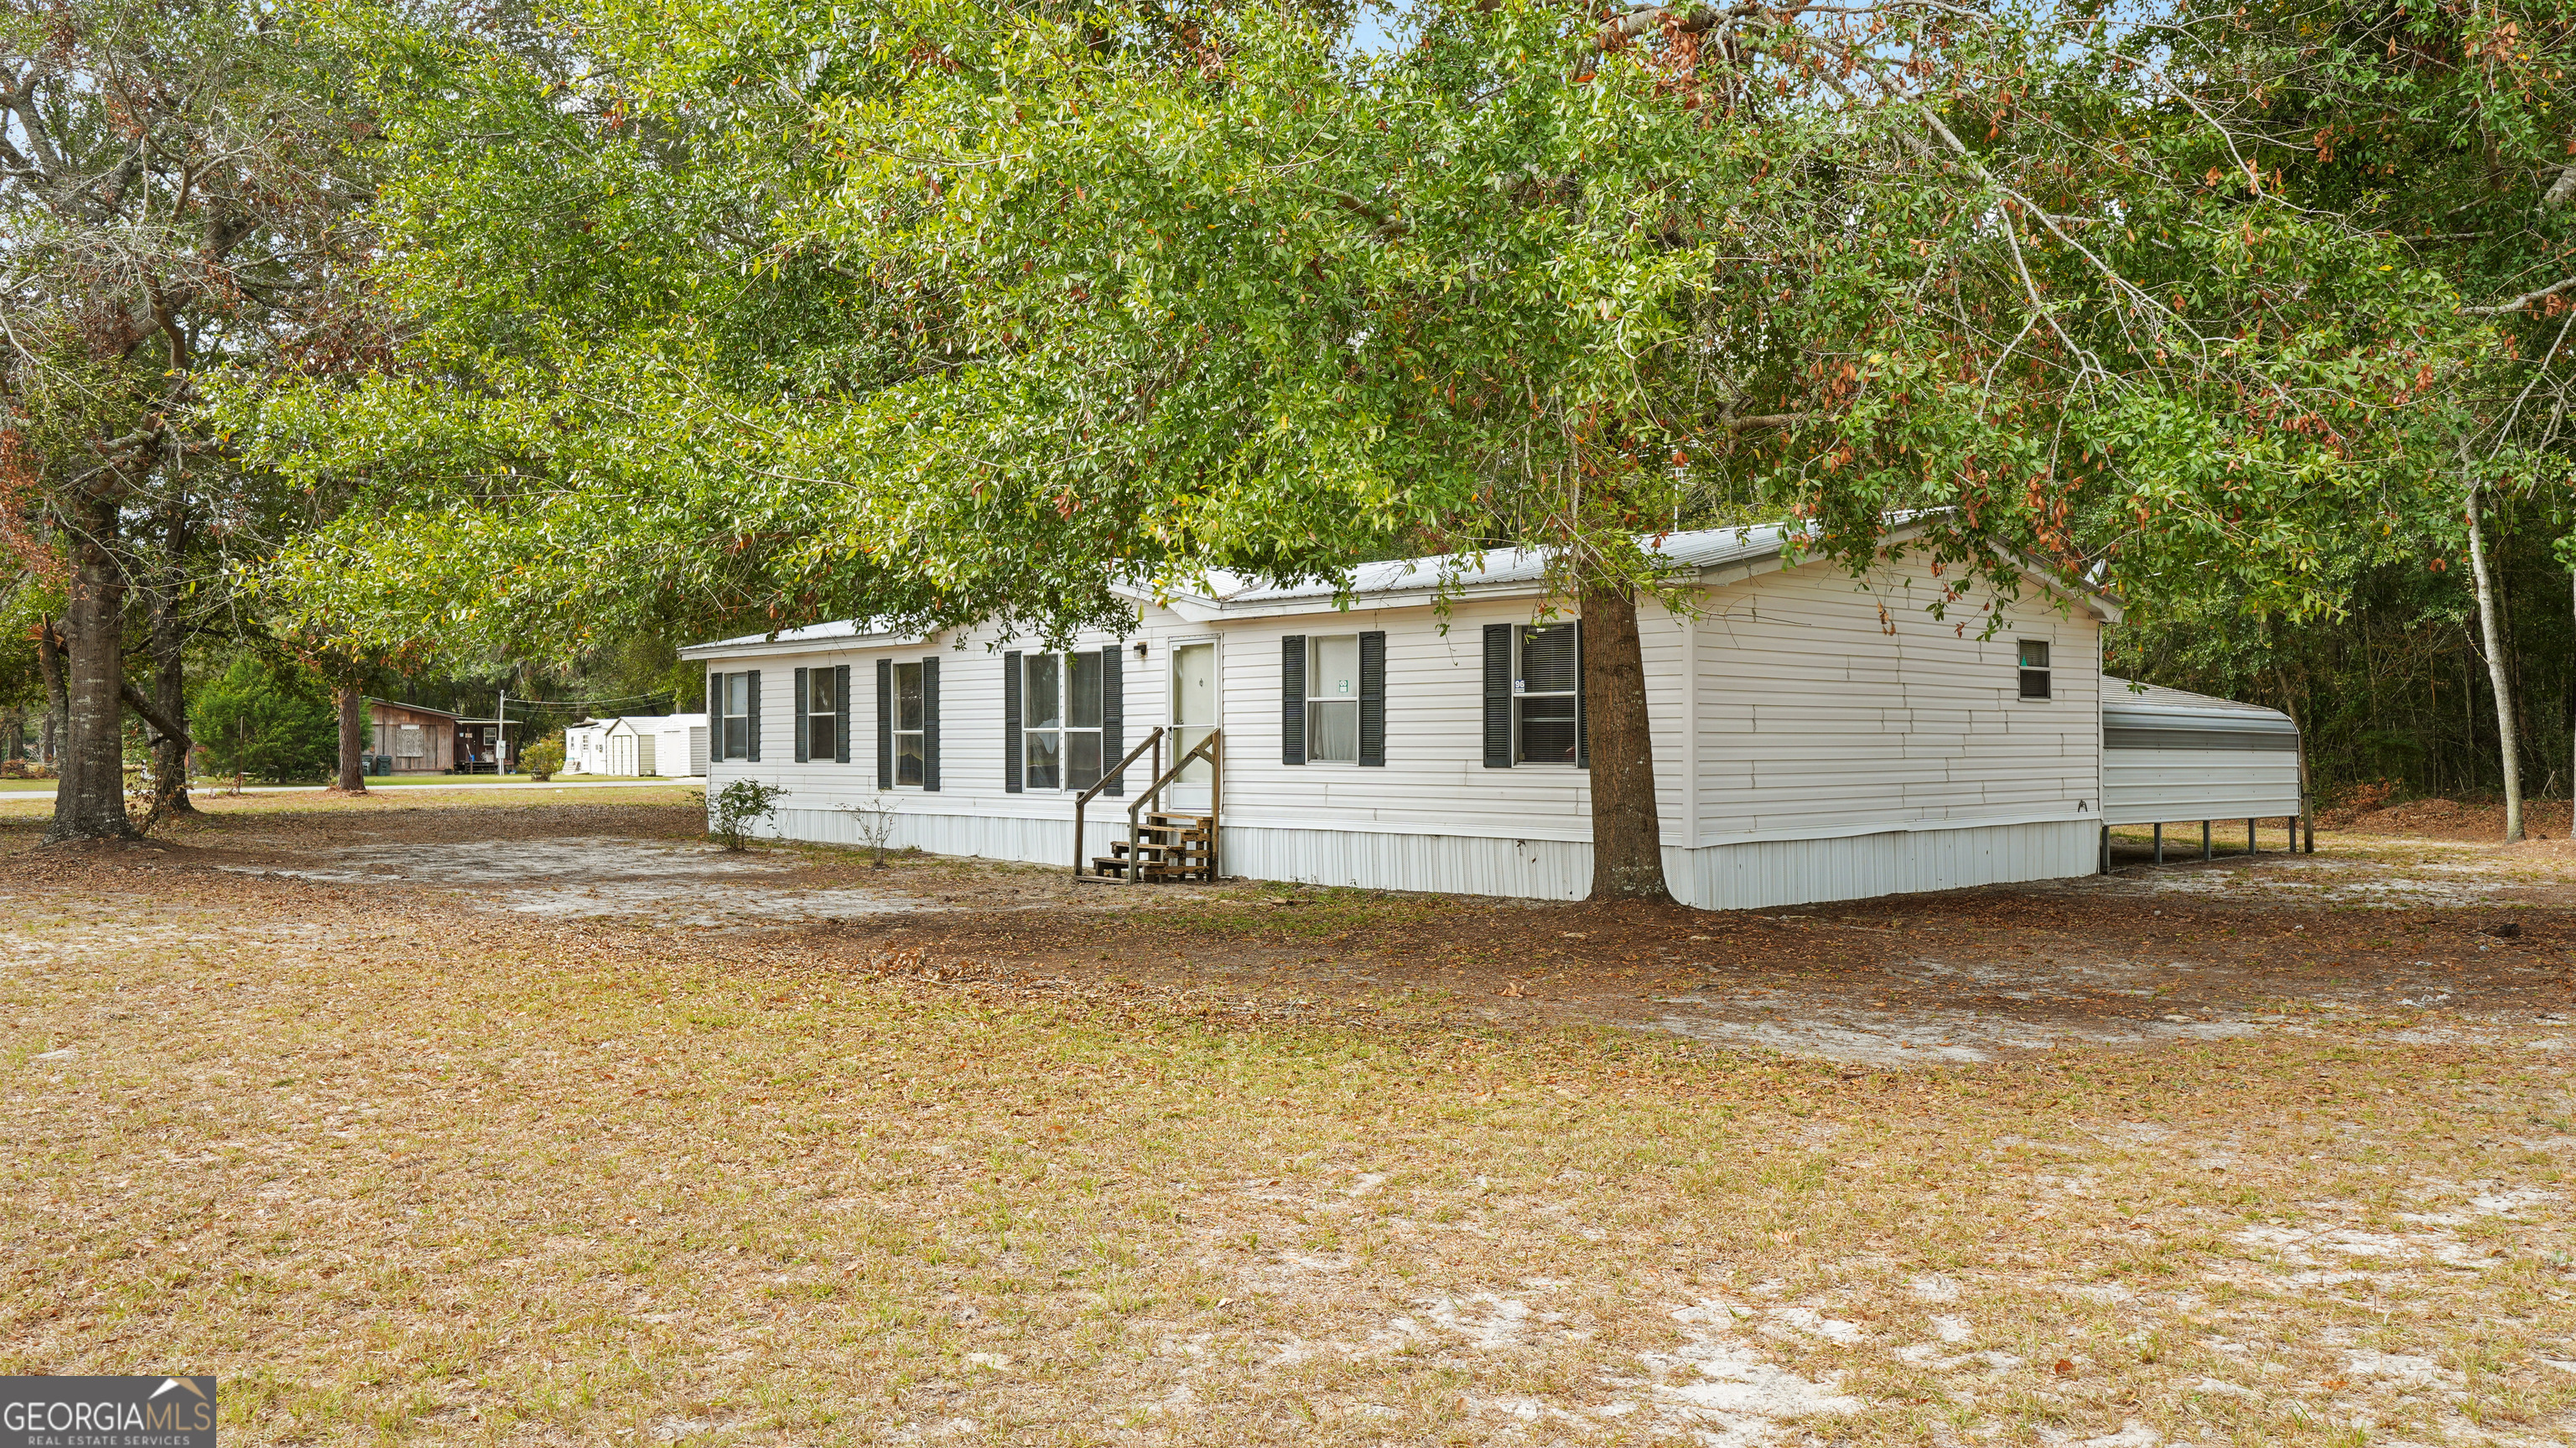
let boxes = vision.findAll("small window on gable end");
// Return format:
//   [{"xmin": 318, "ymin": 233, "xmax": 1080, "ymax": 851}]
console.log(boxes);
[{"xmin": 2018, "ymin": 640, "xmax": 2051, "ymax": 699}]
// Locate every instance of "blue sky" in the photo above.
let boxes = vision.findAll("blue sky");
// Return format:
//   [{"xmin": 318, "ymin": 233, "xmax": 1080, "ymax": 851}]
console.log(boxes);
[{"xmin": 1344, "ymin": 0, "xmax": 1416, "ymax": 59}]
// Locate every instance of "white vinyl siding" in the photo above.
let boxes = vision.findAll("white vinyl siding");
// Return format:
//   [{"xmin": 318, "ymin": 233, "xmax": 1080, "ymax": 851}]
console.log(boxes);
[{"xmin": 1689, "ymin": 562, "xmax": 2100, "ymax": 845}]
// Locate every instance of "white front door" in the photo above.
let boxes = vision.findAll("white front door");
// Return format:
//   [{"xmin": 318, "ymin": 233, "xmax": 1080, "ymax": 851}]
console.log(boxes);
[{"xmin": 1169, "ymin": 641, "xmax": 1217, "ymax": 810}]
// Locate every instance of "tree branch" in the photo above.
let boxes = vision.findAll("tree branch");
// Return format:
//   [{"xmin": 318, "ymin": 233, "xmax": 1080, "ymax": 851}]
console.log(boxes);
[
  {"xmin": 121, "ymin": 681, "xmax": 190, "ymax": 750},
  {"xmin": 2546, "ymin": 162, "xmax": 2576, "ymax": 209},
  {"xmin": 2461, "ymin": 275, "xmax": 2576, "ymax": 316}
]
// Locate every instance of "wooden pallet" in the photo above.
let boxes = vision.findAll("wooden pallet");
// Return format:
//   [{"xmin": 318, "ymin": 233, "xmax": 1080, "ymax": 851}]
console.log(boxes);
[{"xmin": 1083, "ymin": 812, "xmax": 1217, "ymax": 883}]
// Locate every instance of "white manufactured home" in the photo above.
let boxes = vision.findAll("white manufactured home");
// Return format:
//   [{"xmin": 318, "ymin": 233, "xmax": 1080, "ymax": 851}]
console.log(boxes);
[
  {"xmin": 564, "ymin": 719, "xmax": 612, "ymax": 775},
  {"xmin": 678, "ymin": 525, "xmax": 2298, "ymax": 911}
]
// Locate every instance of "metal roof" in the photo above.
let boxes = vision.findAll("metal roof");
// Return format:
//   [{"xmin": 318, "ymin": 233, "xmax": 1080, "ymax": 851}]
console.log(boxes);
[
  {"xmin": 681, "ymin": 620, "xmax": 931, "ymax": 659},
  {"xmin": 2101, "ymin": 676, "xmax": 2297, "ymax": 734},
  {"xmin": 679, "ymin": 516, "xmax": 2120, "ymax": 655},
  {"xmin": 1173, "ymin": 523, "xmax": 1812, "ymax": 606},
  {"xmin": 363, "ymin": 697, "xmax": 463, "ymax": 720}
]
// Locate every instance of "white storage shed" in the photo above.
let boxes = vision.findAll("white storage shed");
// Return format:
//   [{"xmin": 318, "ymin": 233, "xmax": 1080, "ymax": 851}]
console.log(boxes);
[{"xmin": 602, "ymin": 714, "xmax": 710, "ymax": 778}]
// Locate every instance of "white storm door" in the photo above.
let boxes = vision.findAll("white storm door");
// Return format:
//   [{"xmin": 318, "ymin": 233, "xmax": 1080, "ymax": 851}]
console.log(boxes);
[{"xmin": 1169, "ymin": 641, "xmax": 1217, "ymax": 809}]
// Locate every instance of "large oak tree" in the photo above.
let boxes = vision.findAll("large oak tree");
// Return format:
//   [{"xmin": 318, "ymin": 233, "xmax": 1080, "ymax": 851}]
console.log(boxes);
[
  {"xmin": 791, "ymin": 0, "xmax": 2471, "ymax": 895},
  {"xmin": 247, "ymin": 0, "xmax": 2482, "ymax": 896}
]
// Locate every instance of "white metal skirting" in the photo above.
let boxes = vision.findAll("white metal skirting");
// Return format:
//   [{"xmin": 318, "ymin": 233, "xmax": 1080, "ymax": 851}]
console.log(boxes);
[
  {"xmin": 761, "ymin": 805, "xmax": 1156, "ymax": 871},
  {"xmin": 750, "ymin": 806, "xmax": 2100, "ymax": 911},
  {"xmin": 1680, "ymin": 819, "xmax": 2099, "ymax": 911}
]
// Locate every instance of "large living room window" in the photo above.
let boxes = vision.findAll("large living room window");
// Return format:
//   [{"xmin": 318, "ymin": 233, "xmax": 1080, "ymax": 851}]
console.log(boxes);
[{"xmin": 1022, "ymin": 651, "xmax": 1103, "ymax": 791}]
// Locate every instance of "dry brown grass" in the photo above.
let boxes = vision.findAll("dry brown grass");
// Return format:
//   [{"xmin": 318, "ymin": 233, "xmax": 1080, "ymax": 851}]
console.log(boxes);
[{"xmin": 1, "ymin": 799, "xmax": 2572, "ymax": 1445}]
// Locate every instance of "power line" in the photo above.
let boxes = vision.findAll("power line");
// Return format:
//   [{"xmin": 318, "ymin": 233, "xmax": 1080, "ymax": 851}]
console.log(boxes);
[{"xmin": 496, "ymin": 690, "xmax": 678, "ymax": 710}]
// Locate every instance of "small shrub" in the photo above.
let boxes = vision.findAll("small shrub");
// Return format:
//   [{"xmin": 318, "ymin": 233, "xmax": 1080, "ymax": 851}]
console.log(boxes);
[
  {"xmin": 839, "ymin": 793, "xmax": 900, "ymax": 867},
  {"xmin": 710, "ymin": 779, "xmax": 789, "ymax": 851},
  {"xmin": 521, "ymin": 733, "xmax": 566, "ymax": 777}
]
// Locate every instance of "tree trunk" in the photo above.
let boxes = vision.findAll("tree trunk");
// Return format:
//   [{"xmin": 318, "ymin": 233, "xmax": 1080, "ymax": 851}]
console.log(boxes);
[
  {"xmin": 1581, "ymin": 581, "xmax": 1672, "ymax": 902},
  {"xmin": 148, "ymin": 573, "xmax": 196, "ymax": 817},
  {"xmin": 44, "ymin": 506, "xmax": 138, "ymax": 843},
  {"xmin": 332, "ymin": 681, "xmax": 369, "ymax": 793},
  {"xmin": 2274, "ymin": 662, "xmax": 2313, "ymax": 840},
  {"xmin": 36, "ymin": 616, "xmax": 66, "ymax": 767},
  {"xmin": 2464, "ymin": 480, "xmax": 2524, "ymax": 842}
]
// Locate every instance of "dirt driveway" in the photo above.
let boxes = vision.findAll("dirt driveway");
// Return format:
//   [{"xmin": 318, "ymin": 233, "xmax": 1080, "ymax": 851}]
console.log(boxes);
[{"xmin": 5, "ymin": 789, "xmax": 2574, "ymax": 1445}]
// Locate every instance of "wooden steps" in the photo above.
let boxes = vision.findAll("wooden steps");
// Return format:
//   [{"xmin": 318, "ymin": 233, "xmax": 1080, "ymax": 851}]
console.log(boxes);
[{"xmin": 1083, "ymin": 813, "xmax": 1217, "ymax": 883}]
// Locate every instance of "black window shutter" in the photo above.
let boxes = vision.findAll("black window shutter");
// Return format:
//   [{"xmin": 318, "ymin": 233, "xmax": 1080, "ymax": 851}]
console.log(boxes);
[
  {"xmin": 875, "ymin": 659, "xmax": 892, "ymax": 789},
  {"xmin": 707, "ymin": 672, "xmax": 724, "ymax": 759},
  {"xmin": 1358, "ymin": 631, "xmax": 1386, "ymax": 766},
  {"xmin": 1002, "ymin": 651, "xmax": 1023, "ymax": 793},
  {"xmin": 1482, "ymin": 625, "xmax": 1512, "ymax": 768},
  {"xmin": 745, "ymin": 670, "xmax": 761, "ymax": 763},
  {"xmin": 1574, "ymin": 621, "xmax": 1589, "ymax": 769},
  {"xmin": 833, "ymin": 665, "xmax": 851, "ymax": 763},
  {"xmin": 792, "ymin": 667, "xmax": 810, "ymax": 763},
  {"xmin": 922, "ymin": 657, "xmax": 941, "ymax": 791},
  {"xmin": 1101, "ymin": 645, "xmax": 1124, "ymax": 797},
  {"xmin": 1281, "ymin": 634, "xmax": 1306, "ymax": 766}
]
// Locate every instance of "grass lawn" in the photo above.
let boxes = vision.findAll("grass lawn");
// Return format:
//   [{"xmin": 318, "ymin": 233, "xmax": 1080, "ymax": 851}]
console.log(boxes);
[{"xmin": 0, "ymin": 796, "xmax": 2570, "ymax": 1444}]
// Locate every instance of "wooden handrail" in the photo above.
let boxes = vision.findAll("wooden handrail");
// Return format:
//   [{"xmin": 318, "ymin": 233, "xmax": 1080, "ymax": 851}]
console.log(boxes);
[
  {"xmin": 1072, "ymin": 727, "xmax": 1166, "ymax": 878},
  {"xmin": 1122, "ymin": 729, "xmax": 1220, "ymax": 885}
]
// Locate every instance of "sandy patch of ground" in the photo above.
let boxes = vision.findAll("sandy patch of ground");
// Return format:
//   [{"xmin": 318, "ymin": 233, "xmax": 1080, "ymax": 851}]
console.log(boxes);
[
  {"xmin": 4, "ymin": 797, "xmax": 2576, "ymax": 1443},
  {"xmin": 211, "ymin": 837, "xmax": 953, "ymax": 925},
  {"xmin": 59, "ymin": 794, "xmax": 2576, "ymax": 1069}
]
